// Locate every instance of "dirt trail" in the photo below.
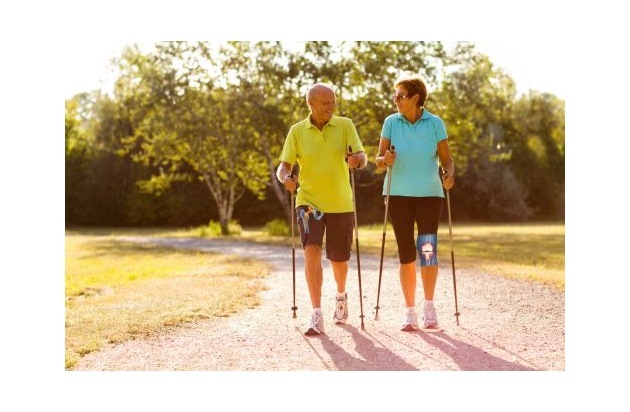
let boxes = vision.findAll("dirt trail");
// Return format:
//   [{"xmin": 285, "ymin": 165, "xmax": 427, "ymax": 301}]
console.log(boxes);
[{"xmin": 72, "ymin": 236, "xmax": 564, "ymax": 371}]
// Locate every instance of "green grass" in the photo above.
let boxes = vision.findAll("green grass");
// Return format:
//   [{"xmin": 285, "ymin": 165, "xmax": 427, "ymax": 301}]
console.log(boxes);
[
  {"xmin": 230, "ymin": 221, "xmax": 565, "ymax": 290},
  {"xmin": 65, "ymin": 230, "xmax": 271, "ymax": 369},
  {"xmin": 65, "ymin": 222, "xmax": 564, "ymax": 368},
  {"xmin": 77, "ymin": 222, "xmax": 565, "ymax": 289},
  {"xmin": 438, "ymin": 223, "xmax": 564, "ymax": 288}
]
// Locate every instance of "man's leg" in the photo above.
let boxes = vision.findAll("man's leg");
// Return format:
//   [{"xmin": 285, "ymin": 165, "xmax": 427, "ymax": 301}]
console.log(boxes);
[
  {"xmin": 297, "ymin": 206, "xmax": 326, "ymax": 335},
  {"xmin": 303, "ymin": 245, "xmax": 326, "ymax": 335},
  {"xmin": 330, "ymin": 259, "xmax": 349, "ymax": 324},
  {"xmin": 304, "ymin": 245, "xmax": 323, "ymax": 308},
  {"xmin": 326, "ymin": 212, "xmax": 353, "ymax": 325},
  {"xmin": 330, "ymin": 260, "xmax": 348, "ymax": 293}
]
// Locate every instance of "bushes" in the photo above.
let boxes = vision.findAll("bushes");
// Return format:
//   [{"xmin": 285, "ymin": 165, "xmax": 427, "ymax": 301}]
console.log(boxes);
[
  {"xmin": 263, "ymin": 219, "xmax": 289, "ymax": 236},
  {"xmin": 195, "ymin": 219, "xmax": 290, "ymax": 237},
  {"xmin": 195, "ymin": 220, "xmax": 243, "ymax": 237}
]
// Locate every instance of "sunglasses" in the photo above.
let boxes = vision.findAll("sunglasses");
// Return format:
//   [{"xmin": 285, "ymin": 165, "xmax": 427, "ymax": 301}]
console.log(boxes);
[{"xmin": 393, "ymin": 93, "xmax": 412, "ymax": 103}]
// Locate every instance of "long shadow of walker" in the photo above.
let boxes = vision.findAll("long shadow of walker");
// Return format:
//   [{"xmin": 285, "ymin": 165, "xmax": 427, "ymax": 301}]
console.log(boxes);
[
  {"xmin": 312, "ymin": 325, "xmax": 537, "ymax": 371},
  {"xmin": 380, "ymin": 329, "xmax": 537, "ymax": 371},
  {"xmin": 315, "ymin": 324, "xmax": 418, "ymax": 371}
]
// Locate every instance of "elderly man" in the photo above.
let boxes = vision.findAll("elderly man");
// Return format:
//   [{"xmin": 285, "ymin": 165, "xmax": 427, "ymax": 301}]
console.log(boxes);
[{"xmin": 276, "ymin": 83, "xmax": 367, "ymax": 336}]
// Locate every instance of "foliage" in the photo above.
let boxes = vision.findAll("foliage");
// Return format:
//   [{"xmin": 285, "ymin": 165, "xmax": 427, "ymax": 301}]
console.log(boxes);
[
  {"xmin": 65, "ymin": 41, "xmax": 565, "ymax": 227},
  {"xmin": 195, "ymin": 220, "xmax": 242, "ymax": 237},
  {"xmin": 263, "ymin": 219, "xmax": 289, "ymax": 236}
]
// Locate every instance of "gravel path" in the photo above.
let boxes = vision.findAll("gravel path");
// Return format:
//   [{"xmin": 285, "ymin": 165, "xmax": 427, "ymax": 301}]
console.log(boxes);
[{"xmin": 71, "ymin": 236, "xmax": 564, "ymax": 371}]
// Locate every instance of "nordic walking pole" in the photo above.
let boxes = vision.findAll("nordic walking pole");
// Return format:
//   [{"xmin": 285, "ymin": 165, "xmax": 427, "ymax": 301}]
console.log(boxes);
[
  {"xmin": 348, "ymin": 146, "xmax": 365, "ymax": 330},
  {"xmin": 374, "ymin": 145, "xmax": 395, "ymax": 321},
  {"xmin": 443, "ymin": 168, "xmax": 460, "ymax": 325},
  {"xmin": 290, "ymin": 174, "xmax": 297, "ymax": 318}
]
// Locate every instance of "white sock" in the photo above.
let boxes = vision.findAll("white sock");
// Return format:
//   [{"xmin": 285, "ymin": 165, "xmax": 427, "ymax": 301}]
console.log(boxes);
[
  {"xmin": 406, "ymin": 306, "xmax": 416, "ymax": 313},
  {"xmin": 424, "ymin": 300, "xmax": 434, "ymax": 307},
  {"xmin": 337, "ymin": 291, "xmax": 346, "ymax": 298},
  {"xmin": 313, "ymin": 307, "xmax": 322, "ymax": 314}
]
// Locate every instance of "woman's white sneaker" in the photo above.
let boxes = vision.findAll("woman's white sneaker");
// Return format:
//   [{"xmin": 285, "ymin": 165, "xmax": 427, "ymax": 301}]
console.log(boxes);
[
  {"xmin": 401, "ymin": 307, "xmax": 419, "ymax": 331},
  {"xmin": 423, "ymin": 301, "xmax": 439, "ymax": 329}
]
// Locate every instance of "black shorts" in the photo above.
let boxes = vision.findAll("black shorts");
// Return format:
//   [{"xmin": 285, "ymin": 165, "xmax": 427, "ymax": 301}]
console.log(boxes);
[
  {"xmin": 387, "ymin": 196, "xmax": 443, "ymax": 264},
  {"xmin": 296, "ymin": 206, "xmax": 354, "ymax": 262}
]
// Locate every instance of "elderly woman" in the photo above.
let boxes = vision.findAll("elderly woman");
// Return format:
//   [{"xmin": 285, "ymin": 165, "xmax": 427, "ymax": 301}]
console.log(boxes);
[{"xmin": 375, "ymin": 73, "xmax": 455, "ymax": 331}]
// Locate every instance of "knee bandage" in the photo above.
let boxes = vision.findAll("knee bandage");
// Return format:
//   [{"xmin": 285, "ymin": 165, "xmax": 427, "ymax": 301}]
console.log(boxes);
[{"xmin": 417, "ymin": 233, "xmax": 438, "ymax": 266}]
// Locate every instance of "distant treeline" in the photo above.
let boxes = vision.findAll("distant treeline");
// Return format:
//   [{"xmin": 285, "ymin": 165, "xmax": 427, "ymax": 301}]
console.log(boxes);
[{"xmin": 65, "ymin": 41, "xmax": 564, "ymax": 231}]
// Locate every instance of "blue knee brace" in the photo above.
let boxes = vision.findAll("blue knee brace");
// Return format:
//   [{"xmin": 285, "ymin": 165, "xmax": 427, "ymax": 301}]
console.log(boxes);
[{"xmin": 417, "ymin": 233, "xmax": 438, "ymax": 266}]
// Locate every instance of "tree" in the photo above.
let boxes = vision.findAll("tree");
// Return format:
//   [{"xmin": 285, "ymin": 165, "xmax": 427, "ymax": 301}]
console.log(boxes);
[
  {"xmin": 66, "ymin": 41, "xmax": 566, "ymax": 227},
  {"xmin": 65, "ymin": 95, "xmax": 92, "ymax": 224},
  {"xmin": 217, "ymin": 41, "xmax": 304, "ymax": 224},
  {"xmin": 506, "ymin": 91, "xmax": 565, "ymax": 218},
  {"xmin": 113, "ymin": 42, "xmax": 282, "ymax": 234},
  {"xmin": 433, "ymin": 46, "xmax": 535, "ymax": 220}
]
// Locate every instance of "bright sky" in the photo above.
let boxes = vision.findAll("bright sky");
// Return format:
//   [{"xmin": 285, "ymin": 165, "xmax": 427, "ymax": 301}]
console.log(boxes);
[
  {"xmin": 62, "ymin": 40, "xmax": 567, "ymax": 100},
  {"xmin": 474, "ymin": 40, "xmax": 567, "ymax": 98}
]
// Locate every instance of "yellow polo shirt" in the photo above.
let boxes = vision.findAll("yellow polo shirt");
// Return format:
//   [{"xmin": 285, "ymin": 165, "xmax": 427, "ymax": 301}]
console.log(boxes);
[{"xmin": 279, "ymin": 115, "xmax": 364, "ymax": 213}]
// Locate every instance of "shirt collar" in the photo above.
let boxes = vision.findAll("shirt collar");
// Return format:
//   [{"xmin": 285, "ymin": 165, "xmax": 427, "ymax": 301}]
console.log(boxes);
[
  {"xmin": 306, "ymin": 115, "xmax": 337, "ymax": 129},
  {"xmin": 396, "ymin": 109, "xmax": 429, "ymax": 124}
]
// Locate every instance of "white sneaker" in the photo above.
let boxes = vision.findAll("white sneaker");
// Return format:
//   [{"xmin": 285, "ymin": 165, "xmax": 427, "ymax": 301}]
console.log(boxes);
[
  {"xmin": 333, "ymin": 292, "xmax": 348, "ymax": 324},
  {"xmin": 423, "ymin": 301, "xmax": 439, "ymax": 329},
  {"xmin": 401, "ymin": 307, "xmax": 418, "ymax": 331},
  {"xmin": 305, "ymin": 309, "xmax": 325, "ymax": 336}
]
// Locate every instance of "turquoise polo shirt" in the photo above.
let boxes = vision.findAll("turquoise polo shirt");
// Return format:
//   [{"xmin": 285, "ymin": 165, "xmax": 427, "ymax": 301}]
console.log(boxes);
[
  {"xmin": 279, "ymin": 115, "xmax": 364, "ymax": 213},
  {"xmin": 381, "ymin": 109, "xmax": 447, "ymax": 197}
]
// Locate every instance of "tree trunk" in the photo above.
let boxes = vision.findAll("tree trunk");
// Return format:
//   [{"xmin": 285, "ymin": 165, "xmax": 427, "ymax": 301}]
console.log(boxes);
[
  {"xmin": 260, "ymin": 133, "xmax": 295, "ymax": 225},
  {"xmin": 202, "ymin": 172, "xmax": 234, "ymax": 236}
]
